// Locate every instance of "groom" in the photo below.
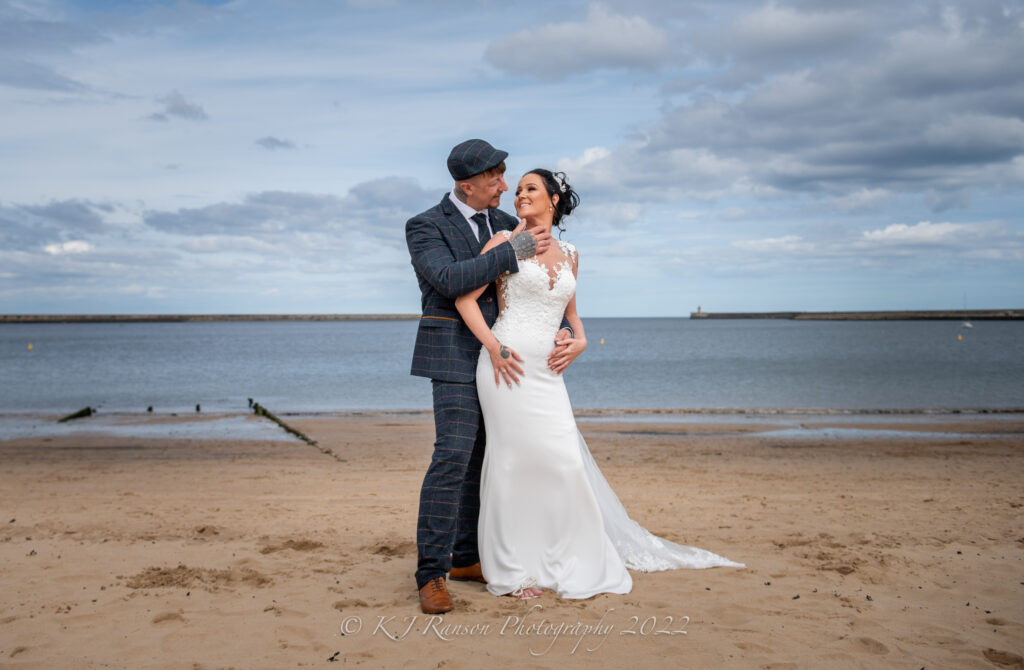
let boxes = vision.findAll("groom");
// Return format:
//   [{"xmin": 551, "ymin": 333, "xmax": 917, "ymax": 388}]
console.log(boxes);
[{"xmin": 405, "ymin": 139, "xmax": 574, "ymax": 613}]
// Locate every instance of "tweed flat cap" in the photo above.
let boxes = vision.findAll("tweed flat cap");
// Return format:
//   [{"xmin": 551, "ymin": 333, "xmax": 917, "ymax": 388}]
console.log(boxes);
[{"xmin": 447, "ymin": 139, "xmax": 508, "ymax": 180}]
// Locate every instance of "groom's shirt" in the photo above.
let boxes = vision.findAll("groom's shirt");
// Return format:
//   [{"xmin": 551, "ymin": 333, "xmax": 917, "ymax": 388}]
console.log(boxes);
[{"xmin": 448, "ymin": 192, "xmax": 493, "ymax": 242}]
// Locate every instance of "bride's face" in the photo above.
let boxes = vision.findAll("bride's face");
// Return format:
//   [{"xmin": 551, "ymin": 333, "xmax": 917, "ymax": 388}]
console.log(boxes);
[{"xmin": 514, "ymin": 173, "xmax": 557, "ymax": 220}]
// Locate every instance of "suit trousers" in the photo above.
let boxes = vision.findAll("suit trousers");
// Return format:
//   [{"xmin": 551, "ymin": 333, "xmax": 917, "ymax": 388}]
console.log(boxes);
[{"xmin": 415, "ymin": 379, "xmax": 486, "ymax": 589}]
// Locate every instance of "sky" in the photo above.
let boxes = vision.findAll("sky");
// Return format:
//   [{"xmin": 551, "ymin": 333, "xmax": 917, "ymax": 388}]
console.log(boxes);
[{"xmin": 1, "ymin": 0, "xmax": 1022, "ymax": 317}]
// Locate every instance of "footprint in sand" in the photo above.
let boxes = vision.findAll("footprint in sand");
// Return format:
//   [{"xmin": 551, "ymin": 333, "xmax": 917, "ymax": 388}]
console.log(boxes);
[
  {"xmin": 152, "ymin": 612, "xmax": 186, "ymax": 624},
  {"xmin": 259, "ymin": 538, "xmax": 325, "ymax": 554},
  {"xmin": 368, "ymin": 539, "xmax": 416, "ymax": 560},
  {"xmin": 275, "ymin": 624, "xmax": 321, "ymax": 651},
  {"xmin": 263, "ymin": 604, "xmax": 308, "ymax": 618},
  {"xmin": 853, "ymin": 637, "xmax": 889, "ymax": 655},
  {"xmin": 983, "ymin": 648, "xmax": 1023, "ymax": 668}
]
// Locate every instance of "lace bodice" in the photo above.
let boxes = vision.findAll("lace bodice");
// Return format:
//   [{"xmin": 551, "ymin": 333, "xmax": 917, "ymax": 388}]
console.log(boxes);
[{"xmin": 491, "ymin": 235, "xmax": 577, "ymax": 351}]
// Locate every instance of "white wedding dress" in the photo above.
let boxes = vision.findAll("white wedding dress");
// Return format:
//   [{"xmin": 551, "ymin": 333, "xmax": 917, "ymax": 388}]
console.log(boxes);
[{"xmin": 476, "ymin": 237, "xmax": 743, "ymax": 599}]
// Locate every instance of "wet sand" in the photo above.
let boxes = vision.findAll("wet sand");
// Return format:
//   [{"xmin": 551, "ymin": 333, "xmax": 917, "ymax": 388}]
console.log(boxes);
[{"xmin": 1, "ymin": 413, "xmax": 1022, "ymax": 669}]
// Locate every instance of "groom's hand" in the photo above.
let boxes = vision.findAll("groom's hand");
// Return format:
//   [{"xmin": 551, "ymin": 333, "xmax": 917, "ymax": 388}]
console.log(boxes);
[
  {"xmin": 509, "ymin": 218, "xmax": 551, "ymax": 259},
  {"xmin": 548, "ymin": 329, "xmax": 585, "ymax": 374}
]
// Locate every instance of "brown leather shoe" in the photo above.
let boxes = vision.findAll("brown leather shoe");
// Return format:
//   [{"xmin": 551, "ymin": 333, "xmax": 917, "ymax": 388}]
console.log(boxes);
[
  {"xmin": 449, "ymin": 562, "xmax": 487, "ymax": 584},
  {"xmin": 418, "ymin": 576, "xmax": 453, "ymax": 614}
]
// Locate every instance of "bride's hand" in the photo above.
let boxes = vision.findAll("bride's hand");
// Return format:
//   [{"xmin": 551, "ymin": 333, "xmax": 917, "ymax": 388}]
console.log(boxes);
[{"xmin": 489, "ymin": 341, "xmax": 524, "ymax": 387}]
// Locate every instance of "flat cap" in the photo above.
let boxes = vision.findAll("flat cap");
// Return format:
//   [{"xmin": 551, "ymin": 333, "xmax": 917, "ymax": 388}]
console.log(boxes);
[{"xmin": 447, "ymin": 139, "xmax": 508, "ymax": 180}]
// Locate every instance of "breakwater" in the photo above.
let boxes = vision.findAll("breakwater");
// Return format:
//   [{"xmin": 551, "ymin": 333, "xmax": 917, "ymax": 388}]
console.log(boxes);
[
  {"xmin": 689, "ymin": 309, "xmax": 1023, "ymax": 320},
  {"xmin": 0, "ymin": 314, "xmax": 419, "ymax": 324}
]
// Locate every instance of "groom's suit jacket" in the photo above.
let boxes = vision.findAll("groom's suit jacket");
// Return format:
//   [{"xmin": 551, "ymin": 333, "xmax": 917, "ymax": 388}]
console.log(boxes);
[{"xmin": 406, "ymin": 194, "xmax": 520, "ymax": 383}]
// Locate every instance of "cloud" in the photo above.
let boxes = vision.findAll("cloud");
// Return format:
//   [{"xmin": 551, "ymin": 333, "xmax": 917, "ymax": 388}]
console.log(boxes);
[
  {"xmin": 0, "ymin": 199, "xmax": 112, "ymax": 251},
  {"xmin": 562, "ymin": 3, "xmax": 1024, "ymax": 211},
  {"xmin": 0, "ymin": 57, "xmax": 89, "ymax": 92},
  {"xmin": 860, "ymin": 221, "xmax": 985, "ymax": 245},
  {"xmin": 830, "ymin": 188, "xmax": 893, "ymax": 213},
  {"xmin": 179, "ymin": 235, "xmax": 279, "ymax": 255},
  {"xmin": 851, "ymin": 220, "xmax": 1024, "ymax": 262},
  {"xmin": 44, "ymin": 240, "xmax": 93, "ymax": 255},
  {"xmin": 144, "ymin": 177, "xmax": 437, "ymax": 244},
  {"xmin": 485, "ymin": 4, "xmax": 670, "ymax": 79},
  {"xmin": 0, "ymin": 177, "xmax": 443, "ymax": 311},
  {"xmin": 732, "ymin": 235, "xmax": 811, "ymax": 253},
  {"xmin": 730, "ymin": 4, "xmax": 870, "ymax": 58},
  {"xmin": 23, "ymin": 200, "xmax": 108, "ymax": 231},
  {"xmin": 148, "ymin": 90, "xmax": 208, "ymax": 122},
  {"xmin": 255, "ymin": 136, "xmax": 296, "ymax": 150},
  {"xmin": 664, "ymin": 218, "xmax": 1024, "ymax": 283},
  {"xmin": 0, "ymin": 2, "xmax": 102, "ymax": 92}
]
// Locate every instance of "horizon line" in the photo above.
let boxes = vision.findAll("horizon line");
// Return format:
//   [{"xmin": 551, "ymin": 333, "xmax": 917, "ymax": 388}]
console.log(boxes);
[{"xmin": 2, "ymin": 308, "xmax": 1023, "ymax": 324}]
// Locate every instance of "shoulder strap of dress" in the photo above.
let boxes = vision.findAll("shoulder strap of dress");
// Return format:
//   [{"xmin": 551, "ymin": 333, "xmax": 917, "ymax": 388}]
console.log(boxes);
[{"xmin": 557, "ymin": 239, "xmax": 577, "ymax": 260}]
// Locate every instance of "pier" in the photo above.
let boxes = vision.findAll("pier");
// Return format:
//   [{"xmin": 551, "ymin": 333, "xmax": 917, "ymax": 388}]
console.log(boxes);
[
  {"xmin": 688, "ymin": 309, "xmax": 1023, "ymax": 320},
  {"xmin": 0, "ymin": 314, "xmax": 419, "ymax": 324}
]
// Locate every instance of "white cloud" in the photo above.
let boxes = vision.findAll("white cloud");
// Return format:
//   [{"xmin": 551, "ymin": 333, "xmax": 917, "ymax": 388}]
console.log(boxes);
[
  {"xmin": 179, "ymin": 235, "xmax": 279, "ymax": 255},
  {"xmin": 485, "ymin": 4, "xmax": 670, "ymax": 79},
  {"xmin": 727, "ymin": 4, "xmax": 870, "ymax": 61},
  {"xmin": 830, "ymin": 188, "xmax": 893, "ymax": 213},
  {"xmin": 843, "ymin": 220, "xmax": 1024, "ymax": 264},
  {"xmin": 860, "ymin": 221, "xmax": 982, "ymax": 245},
  {"xmin": 732, "ymin": 235, "xmax": 810, "ymax": 253},
  {"xmin": 43, "ymin": 240, "xmax": 92, "ymax": 255},
  {"xmin": 557, "ymin": 146, "xmax": 610, "ymax": 171}
]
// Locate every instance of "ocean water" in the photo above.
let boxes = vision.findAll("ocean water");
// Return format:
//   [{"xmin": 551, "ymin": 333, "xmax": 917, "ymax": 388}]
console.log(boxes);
[{"xmin": 1, "ymin": 318, "xmax": 1022, "ymax": 415}]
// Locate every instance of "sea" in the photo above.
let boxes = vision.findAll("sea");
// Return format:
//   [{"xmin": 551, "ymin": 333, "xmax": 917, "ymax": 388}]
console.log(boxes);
[{"xmin": 2, "ymin": 318, "xmax": 1022, "ymax": 416}]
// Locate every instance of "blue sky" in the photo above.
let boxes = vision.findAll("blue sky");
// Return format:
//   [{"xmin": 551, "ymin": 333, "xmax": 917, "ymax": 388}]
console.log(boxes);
[{"xmin": 1, "ymin": 0, "xmax": 1022, "ymax": 317}]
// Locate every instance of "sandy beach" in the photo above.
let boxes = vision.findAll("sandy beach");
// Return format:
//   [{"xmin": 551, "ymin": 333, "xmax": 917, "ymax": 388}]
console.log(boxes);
[{"xmin": 1, "ymin": 412, "xmax": 1022, "ymax": 669}]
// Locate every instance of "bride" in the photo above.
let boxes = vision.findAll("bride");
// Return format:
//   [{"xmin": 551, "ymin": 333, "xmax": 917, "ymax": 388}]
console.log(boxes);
[{"xmin": 455, "ymin": 169, "xmax": 743, "ymax": 599}]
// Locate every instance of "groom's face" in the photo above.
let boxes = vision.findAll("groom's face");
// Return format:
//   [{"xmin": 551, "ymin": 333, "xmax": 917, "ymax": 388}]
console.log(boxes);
[{"xmin": 463, "ymin": 168, "xmax": 508, "ymax": 211}]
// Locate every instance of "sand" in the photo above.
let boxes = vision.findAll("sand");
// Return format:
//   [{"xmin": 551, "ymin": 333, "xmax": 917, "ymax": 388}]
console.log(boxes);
[{"xmin": 1, "ymin": 412, "xmax": 1022, "ymax": 669}]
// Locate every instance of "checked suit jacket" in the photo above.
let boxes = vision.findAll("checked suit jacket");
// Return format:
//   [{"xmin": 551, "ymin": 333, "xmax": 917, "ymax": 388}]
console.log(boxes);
[{"xmin": 406, "ymin": 193, "xmax": 521, "ymax": 383}]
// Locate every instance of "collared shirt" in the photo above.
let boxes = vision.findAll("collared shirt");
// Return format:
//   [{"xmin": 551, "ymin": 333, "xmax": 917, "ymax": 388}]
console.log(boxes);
[{"xmin": 448, "ymin": 191, "xmax": 493, "ymax": 242}]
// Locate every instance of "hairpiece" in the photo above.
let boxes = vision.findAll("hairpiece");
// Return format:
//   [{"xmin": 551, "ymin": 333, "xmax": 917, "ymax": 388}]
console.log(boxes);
[{"xmin": 553, "ymin": 173, "xmax": 567, "ymax": 193}]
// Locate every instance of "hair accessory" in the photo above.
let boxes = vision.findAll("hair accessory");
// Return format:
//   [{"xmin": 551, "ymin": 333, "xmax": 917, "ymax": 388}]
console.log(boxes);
[{"xmin": 553, "ymin": 173, "xmax": 567, "ymax": 193}]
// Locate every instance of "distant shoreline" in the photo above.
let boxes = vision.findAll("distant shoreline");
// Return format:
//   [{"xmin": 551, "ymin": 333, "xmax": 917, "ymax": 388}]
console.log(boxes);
[
  {"xmin": 689, "ymin": 309, "xmax": 1023, "ymax": 320},
  {"xmin": 0, "ymin": 314, "xmax": 420, "ymax": 324},
  {"xmin": 2, "ymin": 309, "xmax": 1023, "ymax": 323}
]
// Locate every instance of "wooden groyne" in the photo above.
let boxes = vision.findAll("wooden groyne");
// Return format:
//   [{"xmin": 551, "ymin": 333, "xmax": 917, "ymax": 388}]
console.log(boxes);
[
  {"xmin": 689, "ymin": 309, "xmax": 1023, "ymax": 321},
  {"xmin": 0, "ymin": 314, "xmax": 419, "ymax": 324}
]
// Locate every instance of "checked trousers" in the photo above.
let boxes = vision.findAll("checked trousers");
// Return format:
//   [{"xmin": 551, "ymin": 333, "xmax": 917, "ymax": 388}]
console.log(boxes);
[{"xmin": 415, "ymin": 379, "xmax": 486, "ymax": 589}]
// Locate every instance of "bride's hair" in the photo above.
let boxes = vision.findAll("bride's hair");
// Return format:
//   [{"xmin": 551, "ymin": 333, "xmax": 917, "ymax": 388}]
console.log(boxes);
[{"xmin": 526, "ymin": 168, "xmax": 580, "ymax": 232}]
